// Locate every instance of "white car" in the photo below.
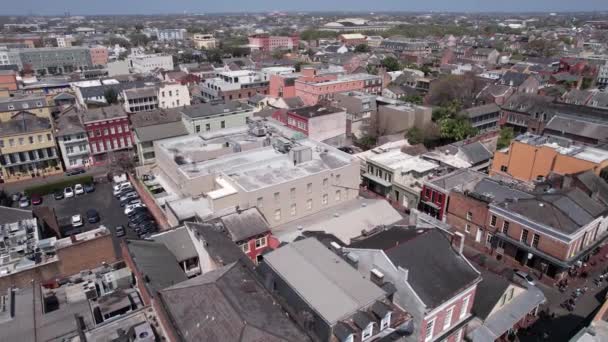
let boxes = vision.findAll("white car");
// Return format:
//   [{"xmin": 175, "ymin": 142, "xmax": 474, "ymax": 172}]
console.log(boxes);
[
  {"xmin": 113, "ymin": 182, "xmax": 133, "ymax": 196},
  {"xmin": 125, "ymin": 203, "xmax": 146, "ymax": 215},
  {"xmin": 64, "ymin": 187, "xmax": 75, "ymax": 198},
  {"xmin": 514, "ymin": 270, "xmax": 536, "ymax": 286},
  {"xmin": 71, "ymin": 214, "xmax": 84, "ymax": 227},
  {"xmin": 74, "ymin": 184, "xmax": 84, "ymax": 195}
]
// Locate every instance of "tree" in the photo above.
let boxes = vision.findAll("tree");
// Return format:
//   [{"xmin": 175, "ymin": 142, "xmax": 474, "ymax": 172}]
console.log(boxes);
[
  {"xmin": 439, "ymin": 117, "xmax": 477, "ymax": 141},
  {"xmin": 357, "ymin": 135, "xmax": 377, "ymax": 149},
  {"xmin": 381, "ymin": 56, "xmax": 401, "ymax": 72},
  {"xmin": 104, "ymin": 88, "xmax": 118, "ymax": 105},
  {"xmin": 497, "ymin": 127, "xmax": 515, "ymax": 150},
  {"xmin": 354, "ymin": 44, "xmax": 370, "ymax": 53},
  {"xmin": 206, "ymin": 49, "xmax": 223, "ymax": 64},
  {"xmin": 405, "ymin": 127, "xmax": 424, "ymax": 145},
  {"xmin": 432, "ymin": 101, "xmax": 461, "ymax": 122},
  {"xmin": 401, "ymin": 94, "xmax": 423, "ymax": 105},
  {"xmin": 427, "ymin": 73, "xmax": 487, "ymax": 107},
  {"xmin": 128, "ymin": 33, "xmax": 150, "ymax": 47},
  {"xmin": 272, "ymin": 49, "xmax": 286, "ymax": 60},
  {"xmin": 0, "ymin": 190, "xmax": 13, "ymax": 207},
  {"xmin": 527, "ymin": 39, "xmax": 559, "ymax": 58}
]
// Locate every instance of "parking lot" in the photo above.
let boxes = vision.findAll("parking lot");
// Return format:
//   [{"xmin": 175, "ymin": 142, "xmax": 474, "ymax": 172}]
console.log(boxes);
[{"xmin": 34, "ymin": 181, "xmax": 146, "ymax": 256}]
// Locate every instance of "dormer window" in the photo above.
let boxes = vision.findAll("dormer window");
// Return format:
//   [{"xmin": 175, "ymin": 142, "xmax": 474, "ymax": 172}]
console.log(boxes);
[
  {"xmin": 362, "ymin": 323, "xmax": 374, "ymax": 340},
  {"xmin": 381, "ymin": 312, "xmax": 392, "ymax": 330}
]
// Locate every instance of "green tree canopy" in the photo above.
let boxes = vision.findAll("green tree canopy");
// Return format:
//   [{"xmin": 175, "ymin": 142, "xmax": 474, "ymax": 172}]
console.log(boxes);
[
  {"xmin": 497, "ymin": 127, "xmax": 515, "ymax": 150},
  {"xmin": 439, "ymin": 117, "xmax": 477, "ymax": 141},
  {"xmin": 104, "ymin": 88, "xmax": 118, "ymax": 105},
  {"xmin": 381, "ymin": 56, "xmax": 401, "ymax": 72},
  {"xmin": 354, "ymin": 44, "xmax": 370, "ymax": 53}
]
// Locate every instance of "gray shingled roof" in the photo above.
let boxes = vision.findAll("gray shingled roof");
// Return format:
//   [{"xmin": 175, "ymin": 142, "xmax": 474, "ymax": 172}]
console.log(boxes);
[
  {"xmin": 151, "ymin": 227, "xmax": 197, "ymax": 263},
  {"xmin": 55, "ymin": 107, "xmax": 85, "ymax": 136},
  {"xmin": 0, "ymin": 112, "xmax": 52, "ymax": 136},
  {"xmin": 81, "ymin": 105, "xmax": 127, "ymax": 123},
  {"xmin": 160, "ymin": 262, "xmax": 309, "ymax": 342},
  {"xmin": 220, "ymin": 208, "xmax": 269, "ymax": 242},
  {"xmin": 367, "ymin": 228, "xmax": 480, "ymax": 309},
  {"xmin": 544, "ymin": 115, "xmax": 608, "ymax": 141},
  {"xmin": 462, "ymin": 103, "xmax": 500, "ymax": 119}
]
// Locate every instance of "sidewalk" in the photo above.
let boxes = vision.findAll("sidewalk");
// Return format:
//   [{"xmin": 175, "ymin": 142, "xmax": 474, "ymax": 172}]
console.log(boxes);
[{"xmin": 0, "ymin": 165, "xmax": 110, "ymax": 194}]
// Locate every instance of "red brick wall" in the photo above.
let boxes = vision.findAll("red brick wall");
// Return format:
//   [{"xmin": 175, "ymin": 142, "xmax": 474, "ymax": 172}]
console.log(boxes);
[
  {"xmin": 0, "ymin": 233, "xmax": 118, "ymax": 292},
  {"xmin": 420, "ymin": 287, "xmax": 476, "ymax": 342},
  {"xmin": 446, "ymin": 191, "xmax": 493, "ymax": 250}
]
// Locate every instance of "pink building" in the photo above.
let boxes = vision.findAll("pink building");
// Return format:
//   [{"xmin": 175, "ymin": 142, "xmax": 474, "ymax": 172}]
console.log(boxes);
[
  {"xmin": 295, "ymin": 67, "xmax": 383, "ymax": 105},
  {"xmin": 269, "ymin": 73, "xmax": 298, "ymax": 98},
  {"xmin": 89, "ymin": 46, "xmax": 109, "ymax": 66},
  {"xmin": 81, "ymin": 105, "xmax": 133, "ymax": 165},
  {"xmin": 248, "ymin": 34, "xmax": 300, "ymax": 52}
]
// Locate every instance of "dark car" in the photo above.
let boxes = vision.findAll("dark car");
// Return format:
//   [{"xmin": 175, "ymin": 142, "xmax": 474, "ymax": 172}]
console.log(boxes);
[
  {"xmin": 120, "ymin": 194, "xmax": 140, "ymax": 206},
  {"xmin": 137, "ymin": 223, "xmax": 158, "ymax": 236},
  {"xmin": 31, "ymin": 194, "xmax": 43, "ymax": 205},
  {"xmin": 129, "ymin": 217, "xmax": 153, "ymax": 229},
  {"xmin": 84, "ymin": 183, "xmax": 95, "ymax": 193},
  {"xmin": 115, "ymin": 225, "xmax": 126, "ymax": 237},
  {"xmin": 64, "ymin": 168, "xmax": 86, "ymax": 176},
  {"xmin": 86, "ymin": 209, "xmax": 100, "ymax": 223},
  {"xmin": 53, "ymin": 190, "xmax": 64, "ymax": 200}
]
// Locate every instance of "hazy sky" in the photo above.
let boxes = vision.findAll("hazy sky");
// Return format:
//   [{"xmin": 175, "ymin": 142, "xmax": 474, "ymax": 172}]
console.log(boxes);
[{"xmin": 4, "ymin": 0, "xmax": 608, "ymax": 15}]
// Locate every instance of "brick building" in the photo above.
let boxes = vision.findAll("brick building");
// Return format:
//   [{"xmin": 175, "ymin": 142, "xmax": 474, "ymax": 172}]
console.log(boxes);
[
  {"xmin": 272, "ymin": 104, "xmax": 347, "ymax": 145},
  {"xmin": 0, "ymin": 70, "xmax": 18, "ymax": 91},
  {"xmin": 295, "ymin": 68, "xmax": 383, "ymax": 105},
  {"xmin": 81, "ymin": 105, "xmax": 133, "ymax": 165},
  {"xmin": 248, "ymin": 34, "xmax": 300, "ymax": 52},
  {"xmin": 89, "ymin": 46, "xmax": 109, "ymax": 66},
  {"xmin": 338, "ymin": 33, "xmax": 368, "ymax": 46}
]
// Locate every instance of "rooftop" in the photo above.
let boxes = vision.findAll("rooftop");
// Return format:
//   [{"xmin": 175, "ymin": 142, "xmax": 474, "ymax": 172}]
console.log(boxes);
[
  {"xmin": 513, "ymin": 133, "xmax": 608, "ymax": 164},
  {"xmin": 369, "ymin": 150, "xmax": 438, "ymax": 173},
  {"xmin": 219, "ymin": 208, "xmax": 270, "ymax": 242},
  {"xmin": 349, "ymin": 227, "xmax": 480, "ymax": 309},
  {"xmin": 179, "ymin": 101, "xmax": 253, "ymax": 119},
  {"xmin": 264, "ymin": 238, "xmax": 386, "ymax": 325},
  {"xmin": 289, "ymin": 105, "xmax": 344, "ymax": 118},
  {"xmin": 428, "ymin": 168, "xmax": 487, "ymax": 192},
  {"xmin": 0, "ymin": 112, "xmax": 52, "ymax": 136},
  {"xmin": 81, "ymin": 105, "xmax": 127, "ymax": 123},
  {"xmin": 160, "ymin": 261, "xmax": 309, "ymax": 342}
]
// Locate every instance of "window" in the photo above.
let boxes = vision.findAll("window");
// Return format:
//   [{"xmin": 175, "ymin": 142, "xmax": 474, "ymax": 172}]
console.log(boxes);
[
  {"xmin": 322, "ymin": 194, "xmax": 328, "ymax": 205},
  {"xmin": 290, "ymin": 187, "xmax": 296, "ymax": 199},
  {"xmin": 290, "ymin": 204, "xmax": 296, "ymax": 216},
  {"xmin": 507, "ymin": 287, "xmax": 515, "ymax": 300},
  {"xmin": 255, "ymin": 237, "xmax": 267, "ymax": 249},
  {"xmin": 500, "ymin": 293, "xmax": 507, "ymax": 307},
  {"xmin": 490, "ymin": 215, "xmax": 497, "ymax": 227},
  {"xmin": 323, "ymin": 178, "xmax": 328, "ymax": 187},
  {"xmin": 195, "ymin": 125, "xmax": 201, "ymax": 133},
  {"xmin": 274, "ymin": 192, "xmax": 280, "ymax": 203},
  {"xmin": 8, "ymin": 138, "xmax": 14, "ymax": 147},
  {"xmin": 274, "ymin": 209, "xmax": 281, "ymax": 221},
  {"xmin": 380, "ymin": 312, "xmax": 391, "ymax": 330},
  {"xmin": 241, "ymin": 243, "xmax": 250, "ymax": 253},
  {"xmin": 500, "ymin": 165, "xmax": 508, "ymax": 172},
  {"xmin": 256, "ymin": 197, "xmax": 263, "ymax": 209},
  {"xmin": 28, "ymin": 136, "xmax": 34, "ymax": 144},
  {"xmin": 465, "ymin": 224, "xmax": 470, "ymax": 233},
  {"xmin": 486, "ymin": 233, "xmax": 493, "ymax": 246},
  {"xmin": 532, "ymin": 233, "xmax": 540, "ymax": 248},
  {"xmin": 362, "ymin": 324, "xmax": 373, "ymax": 340},
  {"xmin": 455, "ymin": 328, "xmax": 464, "ymax": 342},
  {"xmin": 221, "ymin": 120, "xmax": 225, "ymax": 129},
  {"xmin": 18, "ymin": 137, "xmax": 24, "ymax": 145},
  {"xmin": 110, "ymin": 127, "xmax": 115, "ymax": 135},
  {"xmin": 460, "ymin": 296, "xmax": 470, "ymax": 319},
  {"xmin": 37, "ymin": 135, "xmax": 43, "ymax": 142},
  {"xmin": 335, "ymin": 190, "xmax": 341, "ymax": 201},
  {"xmin": 205, "ymin": 123, "xmax": 210, "ymax": 131},
  {"xmin": 425, "ymin": 318, "xmax": 436, "ymax": 341},
  {"xmin": 521, "ymin": 229, "xmax": 529, "ymax": 244},
  {"xmin": 103, "ymin": 128, "xmax": 109, "ymax": 136},
  {"xmin": 443, "ymin": 307, "xmax": 454, "ymax": 330},
  {"xmin": 124, "ymin": 124, "xmax": 129, "ymax": 132},
  {"xmin": 307, "ymin": 183, "xmax": 312, "ymax": 193},
  {"xmin": 117, "ymin": 125, "xmax": 123, "ymax": 133},
  {"xmin": 466, "ymin": 211, "xmax": 473, "ymax": 221},
  {"xmin": 335, "ymin": 174, "xmax": 341, "ymax": 184},
  {"xmin": 306, "ymin": 199, "xmax": 313, "ymax": 211},
  {"xmin": 46, "ymin": 133, "xmax": 52, "ymax": 141},
  {"xmin": 502, "ymin": 221, "xmax": 510, "ymax": 234},
  {"xmin": 95, "ymin": 129, "xmax": 101, "ymax": 137}
]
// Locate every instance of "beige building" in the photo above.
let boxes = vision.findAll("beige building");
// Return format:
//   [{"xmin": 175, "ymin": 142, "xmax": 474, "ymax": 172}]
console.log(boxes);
[
  {"xmin": 151, "ymin": 125, "xmax": 361, "ymax": 228},
  {"xmin": 0, "ymin": 112, "xmax": 62, "ymax": 182},
  {"xmin": 192, "ymin": 34, "xmax": 217, "ymax": 49},
  {"xmin": 0, "ymin": 95, "xmax": 53, "ymax": 122}
]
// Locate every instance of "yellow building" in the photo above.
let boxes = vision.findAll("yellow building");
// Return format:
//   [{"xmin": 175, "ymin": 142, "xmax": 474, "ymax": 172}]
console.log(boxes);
[
  {"xmin": 0, "ymin": 95, "xmax": 53, "ymax": 122},
  {"xmin": 0, "ymin": 111, "xmax": 62, "ymax": 183}
]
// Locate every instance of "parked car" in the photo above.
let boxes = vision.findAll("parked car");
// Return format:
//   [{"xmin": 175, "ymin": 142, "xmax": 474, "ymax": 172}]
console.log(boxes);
[
  {"xmin": 113, "ymin": 182, "xmax": 133, "ymax": 196},
  {"xmin": 84, "ymin": 183, "xmax": 95, "ymax": 193},
  {"xmin": 136, "ymin": 222, "xmax": 157, "ymax": 235},
  {"xmin": 11, "ymin": 192, "xmax": 23, "ymax": 202},
  {"xmin": 120, "ymin": 193, "xmax": 139, "ymax": 206},
  {"xmin": 86, "ymin": 209, "xmax": 100, "ymax": 223},
  {"xmin": 64, "ymin": 187, "xmax": 74, "ymax": 198},
  {"xmin": 127, "ymin": 207, "xmax": 149, "ymax": 218},
  {"xmin": 53, "ymin": 190, "xmax": 64, "ymax": 200},
  {"xmin": 72, "ymin": 214, "xmax": 84, "ymax": 227},
  {"xmin": 126, "ymin": 198, "xmax": 142, "ymax": 206},
  {"xmin": 115, "ymin": 225, "xmax": 126, "ymax": 237},
  {"xmin": 65, "ymin": 168, "xmax": 86, "ymax": 176},
  {"xmin": 125, "ymin": 203, "xmax": 146, "ymax": 215},
  {"xmin": 31, "ymin": 194, "xmax": 43, "ymax": 205},
  {"xmin": 19, "ymin": 196, "xmax": 30, "ymax": 208},
  {"xmin": 74, "ymin": 184, "xmax": 84, "ymax": 195},
  {"xmin": 129, "ymin": 216, "xmax": 153, "ymax": 228},
  {"xmin": 514, "ymin": 270, "xmax": 536, "ymax": 286}
]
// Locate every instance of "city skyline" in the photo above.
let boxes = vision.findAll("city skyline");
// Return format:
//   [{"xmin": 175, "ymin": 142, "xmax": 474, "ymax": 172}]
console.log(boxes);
[{"xmin": 3, "ymin": 0, "xmax": 608, "ymax": 15}]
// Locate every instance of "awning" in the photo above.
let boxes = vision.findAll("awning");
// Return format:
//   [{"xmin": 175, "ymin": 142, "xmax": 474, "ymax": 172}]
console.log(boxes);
[
  {"xmin": 495, "ymin": 233, "xmax": 569, "ymax": 268},
  {"xmin": 362, "ymin": 172, "xmax": 392, "ymax": 188}
]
